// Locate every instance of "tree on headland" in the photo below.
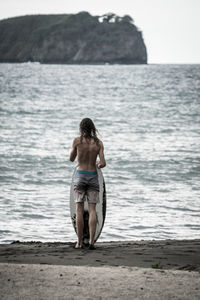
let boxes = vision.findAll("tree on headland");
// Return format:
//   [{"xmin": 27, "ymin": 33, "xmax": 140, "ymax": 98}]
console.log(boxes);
[
  {"xmin": 101, "ymin": 13, "xmax": 116, "ymax": 23},
  {"xmin": 98, "ymin": 13, "xmax": 135, "ymax": 25},
  {"xmin": 121, "ymin": 15, "xmax": 134, "ymax": 24}
]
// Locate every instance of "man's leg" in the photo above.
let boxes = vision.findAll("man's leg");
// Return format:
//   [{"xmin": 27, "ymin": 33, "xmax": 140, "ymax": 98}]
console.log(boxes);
[
  {"xmin": 76, "ymin": 202, "xmax": 84, "ymax": 248},
  {"xmin": 88, "ymin": 203, "xmax": 97, "ymax": 246}
]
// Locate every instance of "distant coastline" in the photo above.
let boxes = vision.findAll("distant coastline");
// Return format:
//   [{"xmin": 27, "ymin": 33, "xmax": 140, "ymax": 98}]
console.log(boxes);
[{"xmin": 0, "ymin": 12, "xmax": 147, "ymax": 64}]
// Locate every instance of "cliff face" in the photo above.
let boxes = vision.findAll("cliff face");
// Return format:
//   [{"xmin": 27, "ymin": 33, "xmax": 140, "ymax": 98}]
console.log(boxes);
[{"xmin": 0, "ymin": 12, "xmax": 147, "ymax": 64}]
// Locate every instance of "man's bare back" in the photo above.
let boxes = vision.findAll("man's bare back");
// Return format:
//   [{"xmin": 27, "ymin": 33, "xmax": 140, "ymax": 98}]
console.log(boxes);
[{"xmin": 70, "ymin": 137, "xmax": 106, "ymax": 171}]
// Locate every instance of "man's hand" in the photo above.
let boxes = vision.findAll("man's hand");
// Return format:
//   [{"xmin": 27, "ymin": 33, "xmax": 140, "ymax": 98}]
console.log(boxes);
[{"xmin": 96, "ymin": 161, "xmax": 101, "ymax": 169}]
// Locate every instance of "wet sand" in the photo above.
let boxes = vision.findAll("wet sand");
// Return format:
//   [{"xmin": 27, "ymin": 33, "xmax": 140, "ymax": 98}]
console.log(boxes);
[{"xmin": 0, "ymin": 239, "xmax": 200, "ymax": 299}]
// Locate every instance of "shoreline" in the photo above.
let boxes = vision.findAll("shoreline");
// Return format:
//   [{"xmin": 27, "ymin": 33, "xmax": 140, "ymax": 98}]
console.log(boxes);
[
  {"xmin": 0, "ymin": 239, "xmax": 199, "ymax": 271},
  {"xmin": 1, "ymin": 239, "xmax": 200, "ymax": 299}
]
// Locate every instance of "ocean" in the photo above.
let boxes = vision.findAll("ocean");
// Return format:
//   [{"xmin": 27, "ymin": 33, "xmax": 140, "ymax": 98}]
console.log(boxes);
[{"xmin": 0, "ymin": 63, "xmax": 199, "ymax": 243}]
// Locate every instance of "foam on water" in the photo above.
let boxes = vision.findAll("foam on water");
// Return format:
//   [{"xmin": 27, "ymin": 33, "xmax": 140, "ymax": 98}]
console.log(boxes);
[{"xmin": 0, "ymin": 63, "xmax": 200, "ymax": 243}]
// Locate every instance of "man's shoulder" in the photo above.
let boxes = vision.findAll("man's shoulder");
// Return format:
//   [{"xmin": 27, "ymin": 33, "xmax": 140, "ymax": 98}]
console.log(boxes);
[
  {"xmin": 98, "ymin": 139, "xmax": 104, "ymax": 147},
  {"xmin": 73, "ymin": 136, "xmax": 81, "ymax": 145}
]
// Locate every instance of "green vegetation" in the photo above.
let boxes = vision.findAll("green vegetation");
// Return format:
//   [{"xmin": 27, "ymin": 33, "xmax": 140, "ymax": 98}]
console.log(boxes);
[
  {"xmin": 152, "ymin": 262, "xmax": 163, "ymax": 269},
  {"xmin": 0, "ymin": 12, "xmax": 147, "ymax": 64}
]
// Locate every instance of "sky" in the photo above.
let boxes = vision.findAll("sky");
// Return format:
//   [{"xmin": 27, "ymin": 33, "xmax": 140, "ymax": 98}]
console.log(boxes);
[{"xmin": 0, "ymin": 0, "xmax": 200, "ymax": 64}]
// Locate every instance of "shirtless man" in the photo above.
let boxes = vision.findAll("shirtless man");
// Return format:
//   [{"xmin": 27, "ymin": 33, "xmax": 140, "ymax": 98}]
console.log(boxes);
[{"xmin": 69, "ymin": 118, "xmax": 106, "ymax": 249}]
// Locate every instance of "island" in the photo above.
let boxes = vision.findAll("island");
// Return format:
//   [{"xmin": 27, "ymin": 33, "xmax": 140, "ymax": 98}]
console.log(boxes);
[{"xmin": 0, "ymin": 12, "xmax": 147, "ymax": 64}]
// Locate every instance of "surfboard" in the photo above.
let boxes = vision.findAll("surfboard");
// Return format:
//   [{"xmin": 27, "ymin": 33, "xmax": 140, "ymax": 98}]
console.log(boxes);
[{"xmin": 70, "ymin": 167, "xmax": 106, "ymax": 244}]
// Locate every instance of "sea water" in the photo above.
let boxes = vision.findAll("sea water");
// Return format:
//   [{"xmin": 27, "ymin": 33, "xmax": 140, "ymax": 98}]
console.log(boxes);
[{"xmin": 0, "ymin": 63, "xmax": 199, "ymax": 243}]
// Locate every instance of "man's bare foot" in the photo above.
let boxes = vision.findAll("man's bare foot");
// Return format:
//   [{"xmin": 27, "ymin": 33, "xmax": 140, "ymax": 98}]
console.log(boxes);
[
  {"xmin": 89, "ymin": 244, "xmax": 96, "ymax": 250},
  {"xmin": 75, "ymin": 242, "xmax": 83, "ymax": 249}
]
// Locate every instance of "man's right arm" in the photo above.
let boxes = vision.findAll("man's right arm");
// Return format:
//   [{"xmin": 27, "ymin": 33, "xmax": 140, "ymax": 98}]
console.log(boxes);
[{"xmin": 97, "ymin": 141, "xmax": 106, "ymax": 168}]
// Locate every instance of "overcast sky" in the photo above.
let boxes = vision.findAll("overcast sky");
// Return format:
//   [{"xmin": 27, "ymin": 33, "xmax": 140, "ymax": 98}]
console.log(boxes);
[{"xmin": 0, "ymin": 0, "xmax": 199, "ymax": 64}]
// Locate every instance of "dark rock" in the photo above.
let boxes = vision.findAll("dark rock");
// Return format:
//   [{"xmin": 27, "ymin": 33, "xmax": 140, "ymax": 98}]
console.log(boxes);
[{"xmin": 0, "ymin": 12, "xmax": 147, "ymax": 64}]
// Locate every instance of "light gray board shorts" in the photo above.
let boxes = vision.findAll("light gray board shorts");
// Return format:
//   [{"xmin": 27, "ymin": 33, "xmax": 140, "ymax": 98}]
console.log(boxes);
[{"xmin": 74, "ymin": 171, "xmax": 99, "ymax": 204}]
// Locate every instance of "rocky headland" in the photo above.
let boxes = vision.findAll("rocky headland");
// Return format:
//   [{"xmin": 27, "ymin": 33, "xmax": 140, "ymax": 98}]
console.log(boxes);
[{"xmin": 0, "ymin": 12, "xmax": 147, "ymax": 64}]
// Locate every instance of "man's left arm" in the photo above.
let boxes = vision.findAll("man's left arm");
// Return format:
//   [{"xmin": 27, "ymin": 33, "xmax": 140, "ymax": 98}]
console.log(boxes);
[{"xmin": 69, "ymin": 138, "xmax": 78, "ymax": 162}]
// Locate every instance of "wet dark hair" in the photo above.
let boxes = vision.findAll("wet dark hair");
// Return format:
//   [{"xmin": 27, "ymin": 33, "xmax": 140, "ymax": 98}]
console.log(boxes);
[{"xmin": 79, "ymin": 118, "xmax": 99, "ymax": 145}]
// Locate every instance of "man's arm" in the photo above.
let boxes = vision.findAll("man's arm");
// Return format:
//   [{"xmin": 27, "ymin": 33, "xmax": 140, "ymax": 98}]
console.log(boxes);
[
  {"xmin": 97, "ymin": 141, "xmax": 106, "ymax": 168},
  {"xmin": 69, "ymin": 138, "xmax": 78, "ymax": 162}
]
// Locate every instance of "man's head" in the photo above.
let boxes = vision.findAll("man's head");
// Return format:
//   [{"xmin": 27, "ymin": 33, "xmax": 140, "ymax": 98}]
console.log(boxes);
[{"xmin": 79, "ymin": 118, "xmax": 98, "ymax": 142}]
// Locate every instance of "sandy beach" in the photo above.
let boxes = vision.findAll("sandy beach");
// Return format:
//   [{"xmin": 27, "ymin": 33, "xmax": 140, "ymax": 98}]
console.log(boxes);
[{"xmin": 0, "ymin": 239, "xmax": 200, "ymax": 299}]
